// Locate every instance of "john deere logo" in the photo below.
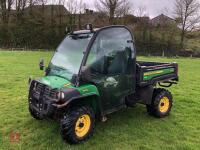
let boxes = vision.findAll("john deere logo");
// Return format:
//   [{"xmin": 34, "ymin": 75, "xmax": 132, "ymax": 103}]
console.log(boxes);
[{"xmin": 104, "ymin": 77, "xmax": 118, "ymax": 88}]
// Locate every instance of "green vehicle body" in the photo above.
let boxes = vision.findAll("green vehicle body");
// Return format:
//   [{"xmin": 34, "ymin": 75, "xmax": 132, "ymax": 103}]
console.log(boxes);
[
  {"xmin": 38, "ymin": 75, "xmax": 100, "ymax": 113},
  {"xmin": 28, "ymin": 25, "xmax": 178, "ymax": 143},
  {"xmin": 143, "ymin": 68, "xmax": 175, "ymax": 81},
  {"xmin": 40, "ymin": 76, "xmax": 99, "ymax": 96},
  {"xmin": 34, "ymin": 64, "xmax": 177, "ymax": 115}
]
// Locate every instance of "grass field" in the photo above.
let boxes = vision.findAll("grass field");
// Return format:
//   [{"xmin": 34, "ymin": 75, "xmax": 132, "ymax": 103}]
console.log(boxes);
[{"xmin": 0, "ymin": 51, "xmax": 200, "ymax": 150}]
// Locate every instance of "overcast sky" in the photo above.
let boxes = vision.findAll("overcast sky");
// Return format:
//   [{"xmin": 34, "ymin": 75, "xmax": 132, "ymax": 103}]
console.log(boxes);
[
  {"xmin": 49, "ymin": 0, "xmax": 200, "ymax": 19},
  {"xmin": 79, "ymin": 0, "xmax": 200, "ymax": 18},
  {"xmin": 130, "ymin": 0, "xmax": 175, "ymax": 18},
  {"xmin": 78, "ymin": 0, "xmax": 175, "ymax": 18}
]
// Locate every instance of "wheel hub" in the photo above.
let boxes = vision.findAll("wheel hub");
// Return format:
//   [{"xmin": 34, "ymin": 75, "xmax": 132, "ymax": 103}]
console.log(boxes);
[
  {"xmin": 79, "ymin": 122, "xmax": 84, "ymax": 128},
  {"xmin": 159, "ymin": 97, "xmax": 170, "ymax": 113},
  {"xmin": 75, "ymin": 114, "xmax": 91, "ymax": 138}
]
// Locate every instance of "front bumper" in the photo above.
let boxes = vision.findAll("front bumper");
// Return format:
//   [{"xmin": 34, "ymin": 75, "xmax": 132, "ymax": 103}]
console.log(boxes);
[{"xmin": 29, "ymin": 80, "xmax": 58, "ymax": 118}]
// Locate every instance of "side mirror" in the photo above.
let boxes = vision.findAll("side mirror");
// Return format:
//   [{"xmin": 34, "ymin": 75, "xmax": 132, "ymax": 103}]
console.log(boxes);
[{"xmin": 39, "ymin": 59, "xmax": 45, "ymax": 70}]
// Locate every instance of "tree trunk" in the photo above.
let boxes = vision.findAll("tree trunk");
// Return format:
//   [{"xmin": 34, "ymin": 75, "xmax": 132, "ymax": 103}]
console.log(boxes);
[
  {"xmin": 0, "ymin": 0, "xmax": 11, "ymax": 24},
  {"xmin": 180, "ymin": 30, "xmax": 185, "ymax": 49},
  {"xmin": 109, "ymin": 8, "xmax": 114, "ymax": 25},
  {"xmin": 78, "ymin": 13, "xmax": 82, "ymax": 30}
]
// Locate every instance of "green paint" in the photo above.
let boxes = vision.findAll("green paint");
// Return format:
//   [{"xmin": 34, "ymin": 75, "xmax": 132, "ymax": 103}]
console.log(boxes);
[
  {"xmin": 39, "ymin": 75, "xmax": 100, "ymax": 112},
  {"xmin": 40, "ymin": 76, "xmax": 71, "ymax": 89},
  {"xmin": 77, "ymin": 84, "xmax": 100, "ymax": 96},
  {"xmin": 143, "ymin": 68, "xmax": 175, "ymax": 81},
  {"xmin": 39, "ymin": 75, "xmax": 100, "ymax": 97}
]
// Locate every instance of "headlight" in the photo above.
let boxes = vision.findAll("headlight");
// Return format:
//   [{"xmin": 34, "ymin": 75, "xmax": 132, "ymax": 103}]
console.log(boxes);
[
  {"xmin": 57, "ymin": 91, "xmax": 65, "ymax": 100},
  {"xmin": 61, "ymin": 92, "xmax": 65, "ymax": 99}
]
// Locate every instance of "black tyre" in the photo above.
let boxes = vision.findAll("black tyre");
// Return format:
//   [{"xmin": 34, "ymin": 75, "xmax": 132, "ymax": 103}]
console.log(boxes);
[
  {"xmin": 146, "ymin": 88, "xmax": 173, "ymax": 118},
  {"xmin": 60, "ymin": 106, "xmax": 95, "ymax": 144},
  {"xmin": 29, "ymin": 106, "xmax": 43, "ymax": 120}
]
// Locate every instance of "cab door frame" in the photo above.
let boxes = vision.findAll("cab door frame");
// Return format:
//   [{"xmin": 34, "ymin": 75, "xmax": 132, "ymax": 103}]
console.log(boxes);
[{"xmin": 79, "ymin": 25, "xmax": 137, "ymax": 113}]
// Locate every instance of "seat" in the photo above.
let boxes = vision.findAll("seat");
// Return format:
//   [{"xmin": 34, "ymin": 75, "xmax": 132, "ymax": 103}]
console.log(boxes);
[{"xmin": 108, "ymin": 51, "xmax": 127, "ymax": 74}]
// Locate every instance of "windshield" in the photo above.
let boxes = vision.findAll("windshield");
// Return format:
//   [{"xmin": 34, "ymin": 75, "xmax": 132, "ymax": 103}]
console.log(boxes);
[{"xmin": 48, "ymin": 33, "xmax": 93, "ymax": 81}]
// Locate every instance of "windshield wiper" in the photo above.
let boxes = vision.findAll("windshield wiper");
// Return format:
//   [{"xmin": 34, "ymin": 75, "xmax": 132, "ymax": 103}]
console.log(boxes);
[
  {"xmin": 54, "ymin": 65, "xmax": 66, "ymax": 71},
  {"xmin": 51, "ymin": 64, "xmax": 72, "ymax": 74},
  {"xmin": 54, "ymin": 74, "xmax": 68, "ymax": 80},
  {"xmin": 50, "ymin": 63, "xmax": 66, "ymax": 71}
]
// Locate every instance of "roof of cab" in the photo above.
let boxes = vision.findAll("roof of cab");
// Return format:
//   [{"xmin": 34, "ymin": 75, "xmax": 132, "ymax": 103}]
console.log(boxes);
[
  {"xmin": 70, "ymin": 25, "xmax": 129, "ymax": 35},
  {"xmin": 72, "ymin": 28, "xmax": 100, "ymax": 35}
]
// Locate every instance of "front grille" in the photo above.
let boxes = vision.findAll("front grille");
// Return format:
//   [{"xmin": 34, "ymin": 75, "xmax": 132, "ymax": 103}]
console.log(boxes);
[
  {"xmin": 43, "ymin": 86, "xmax": 57, "ymax": 99},
  {"xmin": 43, "ymin": 86, "xmax": 51, "ymax": 97},
  {"xmin": 50, "ymin": 89, "xmax": 57, "ymax": 99},
  {"xmin": 35, "ymin": 83, "xmax": 43, "ymax": 93},
  {"xmin": 32, "ymin": 81, "xmax": 57, "ymax": 99},
  {"xmin": 29, "ymin": 80, "xmax": 57, "ymax": 117}
]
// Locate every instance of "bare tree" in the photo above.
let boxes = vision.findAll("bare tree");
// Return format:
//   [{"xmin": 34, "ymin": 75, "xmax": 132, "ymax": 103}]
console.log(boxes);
[
  {"xmin": 174, "ymin": 0, "xmax": 200, "ymax": 48},
  {"xmin": 66, "ymin": 0, "xmax": 78, "ymax": 14},
  {"xmin": 39, "ymin": 0, "xmax": 47, "ymax": 25},
  {"xmin": 116, "ymin": 0, "xmax": 132, "ymax": 16},
  {"xmin": 135, "ymin": 5, "xmax": 148, "ymax": 17},
  {"xmin": 95, "ymin": 0, "xmax": 126, "ymax": 24},
  {"xmin": 29, "ymin": 0, "xmax": 41, "ymax": 6},
  {"xmin": 65, "ymin": 0, "xmax": 84, "ymax": 29},
  {"xmin": 58, "ymin": 0, "xmax": 66, "ymax": 25},
  {"xmin": 15, "ymin": 0, "xmax": 28, "ymax": 22},
  {"xmin": 0, "ymin": 0, "xmax": 14, "ymax": 24},
  {"xmin": 115, "ymin": 0, "xmax": 132, "ymax": 24},
  {"xmin": 28, "ymin": 0, "xmax": 45, "ymax": 16},
  {"xmin": 65, "ymin": 0, "xmax": 78, "ymax": 27},
  {"xmin": 77, "ymin": 0, "xmax": 85, "ymax": 29}
]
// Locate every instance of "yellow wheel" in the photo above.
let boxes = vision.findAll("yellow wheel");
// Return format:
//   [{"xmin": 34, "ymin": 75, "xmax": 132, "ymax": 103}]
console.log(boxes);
[
  {"xmin": 147, "ymin": 88, "xmax": 173, "ymax": 118},
  {"xmin": 159, "ymin": 97, "xmax": 170, "ymax": 113},
  {"xmin": 75, "ymin": 114, "xmax": 91, "ymax": 138},
  {"xmin": 60, "ymin": 106, "xmax": 95, "ymax": 144}
]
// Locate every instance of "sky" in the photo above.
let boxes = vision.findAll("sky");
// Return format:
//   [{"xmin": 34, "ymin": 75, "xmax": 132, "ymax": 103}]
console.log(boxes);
[
  {"xmin": 78, "ymin": 0, "xmax": 175, "ymax": 18},
  {"xmin": 49, "ymin": 0, "xmax": 200, "ymax": 19},
  {"xmin": 130, "ymin": 0, "xmax": 175, "ymax": 18},
  {"xmin": 80, "ymin": 0, "xmax": 200, "ymax": 18}
]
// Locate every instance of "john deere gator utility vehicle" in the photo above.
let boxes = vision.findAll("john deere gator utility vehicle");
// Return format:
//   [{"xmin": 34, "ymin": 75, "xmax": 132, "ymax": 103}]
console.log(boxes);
[{"xmin": 28, "ymin": 25, "xmax": 178, "ymax": 144}]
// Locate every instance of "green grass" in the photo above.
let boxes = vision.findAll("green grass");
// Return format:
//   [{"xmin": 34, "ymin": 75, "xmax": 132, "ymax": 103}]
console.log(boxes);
[{"xmin": 0, "ymin": 51, "xmax": 200, "ymax": 150}]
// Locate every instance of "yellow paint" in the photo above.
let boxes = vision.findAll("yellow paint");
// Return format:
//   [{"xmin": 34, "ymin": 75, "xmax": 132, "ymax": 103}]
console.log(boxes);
[
  {"xmin": 159, "ymin": 97, "xmax": 170, "ymax": 113},
  {"xmin": 144, "ymin": 70, "xmax": 163, "ymax": 76},
  {"xmin": 63, "ymin": 83, "xmax": 71, "ymax": 87},
  {"xmin": 75, "ymin": 114, "xmax": 91, "ymax": 138}
]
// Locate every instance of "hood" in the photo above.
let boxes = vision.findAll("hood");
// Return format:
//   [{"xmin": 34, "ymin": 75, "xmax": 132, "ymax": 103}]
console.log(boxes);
[{"xmin": 39, "ymin": 76, "xmax": 73, "ymax": 89}]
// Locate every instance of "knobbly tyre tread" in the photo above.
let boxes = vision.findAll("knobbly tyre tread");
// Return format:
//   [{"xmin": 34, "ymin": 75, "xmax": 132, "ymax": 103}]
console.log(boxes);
[
  {"xmin": 146, "ymin": 88, "xmax": 173, "ymax": 118},
  {"xmin": 60, "ymin": 106, "xmax": 95, "ymax": 144}
]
